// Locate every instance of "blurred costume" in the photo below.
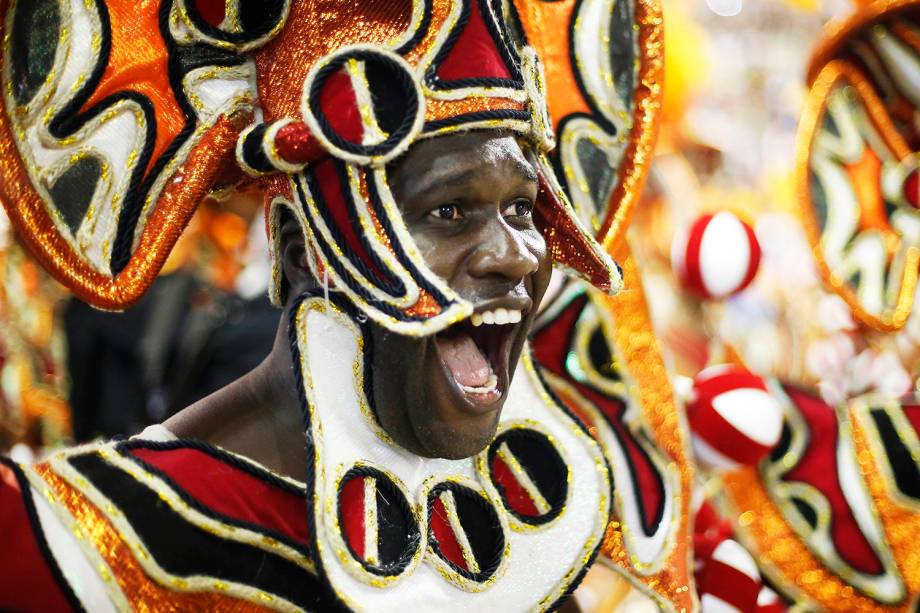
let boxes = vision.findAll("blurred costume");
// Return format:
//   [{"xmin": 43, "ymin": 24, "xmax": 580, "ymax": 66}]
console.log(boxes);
[
  {"xmin": 0, "ymin": 238, "xmax": 69, "ymax": 452},
  {"xmin": 717, "ymin": 3, "xmax": 920, "ymax": 610},
  {"xmin": 0, "ymin": 0, "xmax": 680, "ymax": 611}
]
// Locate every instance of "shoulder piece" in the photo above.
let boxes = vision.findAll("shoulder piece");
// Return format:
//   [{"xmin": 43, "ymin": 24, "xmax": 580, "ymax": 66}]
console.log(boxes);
[
  {"xmin": 0, "ymin": 455, "xmax": 82, "ymax": 613},
  {"xmin": 24, "ymin": 440, "xmax": 327, "ymax": 612}
]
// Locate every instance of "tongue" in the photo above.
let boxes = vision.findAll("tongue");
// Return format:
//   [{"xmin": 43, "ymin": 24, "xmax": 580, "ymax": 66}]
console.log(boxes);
[{"xmin": 437, "ymin": 333, "xmax": 492, "ymax": 387}]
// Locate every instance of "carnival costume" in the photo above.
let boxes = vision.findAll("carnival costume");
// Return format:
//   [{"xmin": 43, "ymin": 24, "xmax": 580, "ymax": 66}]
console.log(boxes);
[
  {"xmin": 706, "ymin": 2, "xmax": 920, "ymax": 611},
  {"xmin": 0, "ymin": 0, "xmax": 691, "ymax": 611}
]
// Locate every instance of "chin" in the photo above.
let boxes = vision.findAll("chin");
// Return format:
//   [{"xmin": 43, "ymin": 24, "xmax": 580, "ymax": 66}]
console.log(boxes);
[{"xmin": 412, "ymin": 409, "xmax": 504, "ymax": 460}]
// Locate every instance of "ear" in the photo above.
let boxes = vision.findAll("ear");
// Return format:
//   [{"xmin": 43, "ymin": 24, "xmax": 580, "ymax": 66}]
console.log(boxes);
[{"xmin": 278, "ymin": 205, "xmax": 314, "ymax": 304}]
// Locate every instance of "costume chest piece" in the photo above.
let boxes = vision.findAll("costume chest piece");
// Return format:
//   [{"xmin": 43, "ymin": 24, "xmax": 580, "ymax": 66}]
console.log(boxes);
[{"xmin": 292, "ymin": 296, "xmax": 611, "ymax": 612}]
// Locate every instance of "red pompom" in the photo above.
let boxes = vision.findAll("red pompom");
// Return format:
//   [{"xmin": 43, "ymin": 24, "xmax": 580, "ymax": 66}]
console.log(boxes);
[
  {"xmin": 687, "ymin": 365, "xmax": 784, "ymax": 470},
  {"xmin": 672, "ymin": 211, "xmax": 761, "ymax": 299}
]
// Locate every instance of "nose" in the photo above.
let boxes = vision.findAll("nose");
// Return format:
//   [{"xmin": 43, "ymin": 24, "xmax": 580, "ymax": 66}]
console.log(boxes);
[{"xmin": 466, "ymin": 218, "xmax": 541, "ymax": 283}]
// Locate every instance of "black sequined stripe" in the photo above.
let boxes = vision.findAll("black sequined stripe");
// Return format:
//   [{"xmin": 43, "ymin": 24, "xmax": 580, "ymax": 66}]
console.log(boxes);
[{"xmin": 67, "ymin": 453, "xmax": 331, "ymax": 611}]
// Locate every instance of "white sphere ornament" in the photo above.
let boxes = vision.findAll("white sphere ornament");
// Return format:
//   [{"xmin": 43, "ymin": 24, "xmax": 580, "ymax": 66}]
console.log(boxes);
[
  {"xmin": 672, "ymin": 211, "xmax": 762, "ymax": 300},
  {"xmin": 687, "ymin": 364, "xmax": 784, "ymax": 471}
]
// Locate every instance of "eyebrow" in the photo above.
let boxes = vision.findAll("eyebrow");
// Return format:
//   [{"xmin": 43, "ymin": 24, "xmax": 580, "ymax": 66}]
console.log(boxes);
[{"xmin": 409, "ymin": 156, "xmax": 538, "ymax": 199}]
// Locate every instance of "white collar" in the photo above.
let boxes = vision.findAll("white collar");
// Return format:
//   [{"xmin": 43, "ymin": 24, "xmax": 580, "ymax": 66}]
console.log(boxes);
[{"xmin": 293, "ymin": 295, "xmax": 611, "ymax": 611}]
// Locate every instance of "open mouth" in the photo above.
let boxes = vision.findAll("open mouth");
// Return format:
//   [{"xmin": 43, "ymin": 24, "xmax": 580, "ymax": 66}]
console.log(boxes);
[{"xmin": 433, "ymin": 308, "xmax": 523, "ymax": 409}]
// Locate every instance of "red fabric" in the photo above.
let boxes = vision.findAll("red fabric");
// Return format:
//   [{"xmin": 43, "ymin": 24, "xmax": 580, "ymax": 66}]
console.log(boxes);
[
  {"xmin": 782, "ymin": 386, "xmax": 883, "ymax": 574},
  {"xmin": 0, "ymin": 461, "xmax": 74, "ymax": 612},
  {"xmin": 275, "ymin": 121, "xmax": 326, "ymax": 165},
  {"xmin": 531, "ymin": 296, "xmax": 664, "ymax": 530},
  {"xmin": 437, "ymin": 1, "xmax": 511, "ymax": 82},
  {"xmin": 128, "ymin": 447, "xmax": 308, "ymax": 546},
  {"xmin": 192, "ymin": 0, "xmax": 225, "ymax": 27},
  {"xmin": 904, "ymin": 170, "xmax": 920, "ymax": 208},
  {"xmin": 695, "ymin": 367, "xmax": 768, "ymax": 397},
  {"xmin": 431, "ymin": 498, "xmax": 468, "ymax": 570},
  {"xmin": 699, "ymin": 558, "xmax": 760, "ymax": 612},
  {"xmin": 904, "ymin": 404, "xmax": 920, "ymax": 438},
  {"xmin": 339, "ymin": 476, "xmax": 366, "ymax": 559},
  {"xmin": 682, "ymin": 214, "xmax": 713, "ymax": 297},
  {"xmin": 490, "ymin": 455, "xmax": 539, "ymax": 517},
  {"xmin": 313, "ymin": 160, "xmax": 394, "ymax": 286},
  {"xmin": 317, "ymin": 70, "xmax": 363, "ymax": 145}
]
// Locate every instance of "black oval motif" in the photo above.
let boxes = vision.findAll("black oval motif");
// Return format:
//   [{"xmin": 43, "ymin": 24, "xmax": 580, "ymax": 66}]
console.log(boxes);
[
  {"xmin": 184, "ymin": 0, "xmax": 288, "ymax": 46},
  {"xmin": 427, "ymin": 482, "xmax": 504, "ymax": 584},
  {"xmin": 337, "ymin": 466, "xmax": 420, "ymax": 576},
  {"xmin": 487, "ymin": 427, "xmax": 569, "ymax": 526},
  {"xmin": 307, "ymin": 49, "xmax": 421, "ymax": 159}
]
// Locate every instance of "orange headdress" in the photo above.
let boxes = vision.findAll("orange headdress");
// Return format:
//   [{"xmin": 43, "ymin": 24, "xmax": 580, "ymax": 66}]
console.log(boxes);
[{"xmin": 0, "ymin": 0, "xmax": 621, "ymax": 335}]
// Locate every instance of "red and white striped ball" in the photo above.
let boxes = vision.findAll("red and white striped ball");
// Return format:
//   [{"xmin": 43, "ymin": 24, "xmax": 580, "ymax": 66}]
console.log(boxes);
[
  {"xmin": 687, "ymin": 364, "xmax": 784, "ymax": 471},
  {"xmin": 698, "ymin": 539, "xmax": 762, "ymax": 613},
  {"xmin": 756, "ymin": 586, "xmax": 786, "ymax": 613},
  {"xmin": 672, "ymin": 211, "xmax": 761, "ymax": 299}
]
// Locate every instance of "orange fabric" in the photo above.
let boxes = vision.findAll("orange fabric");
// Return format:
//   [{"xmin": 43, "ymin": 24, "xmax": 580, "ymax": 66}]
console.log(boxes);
[
  {"xmin": 81, "ymin": 0, "xmax": 186, "ymax": 175},
  {"xmin": 512, "ymin": 0, "xmax": 590, "ymax": 128},
  {"xmin": 34, "ymin": 463, "xmax": 278, "ymax": 612},
  {"xmin": 846, "ymin": 148, "xmax": 895, "ymax": 238},
  {"xmin": 256, "ymin": 0, "xmax": 412, "ymax": 121}
]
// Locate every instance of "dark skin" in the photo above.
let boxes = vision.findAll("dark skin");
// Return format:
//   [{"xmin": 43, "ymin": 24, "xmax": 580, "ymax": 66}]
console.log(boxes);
[
  {"xmin": 168, "ymin": 130, "xmax": 552, "ymax": 465},
  {"xmin": 164, "ymin": 131, "xmax": 581, "ymax": 612}
]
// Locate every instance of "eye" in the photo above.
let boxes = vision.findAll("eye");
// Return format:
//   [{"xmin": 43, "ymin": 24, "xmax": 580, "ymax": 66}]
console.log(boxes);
[
  {"xmin": 503, "ymin": 198, "xmax": 534, "ymax": 218},
  {"xmin": 429, "ymin": 203, "xmax": 463, "ymax": 221}
]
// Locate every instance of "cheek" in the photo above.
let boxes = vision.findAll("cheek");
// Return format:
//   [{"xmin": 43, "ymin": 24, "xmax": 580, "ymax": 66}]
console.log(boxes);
[
  {"xmin": 411, "ymin": 229, "xmax": 468, "ymax": 281},
  {"xmin": 524, "ymin": 227, "xmax": 549, "ymax": 267},
  {"xmin": 526, "ymin": 228, "xmax": 551, "ymax": 296}
]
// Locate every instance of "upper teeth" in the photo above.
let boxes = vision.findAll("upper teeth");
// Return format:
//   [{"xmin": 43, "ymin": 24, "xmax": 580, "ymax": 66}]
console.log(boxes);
[{"xmin": 472, "ymin": 308, "xmax": 522, "ymax": 327}]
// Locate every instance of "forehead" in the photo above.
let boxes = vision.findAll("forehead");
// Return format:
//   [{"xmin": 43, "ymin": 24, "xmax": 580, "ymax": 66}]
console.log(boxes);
[{"xmin": 389, "ymin": 132, "xmax": 536, "ymax": 200}]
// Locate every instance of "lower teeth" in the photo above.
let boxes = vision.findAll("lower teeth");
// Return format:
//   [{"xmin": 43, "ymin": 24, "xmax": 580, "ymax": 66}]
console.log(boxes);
[{"xmin": 460, "ymin": 374, "xmax": 498, "ymax": 394}]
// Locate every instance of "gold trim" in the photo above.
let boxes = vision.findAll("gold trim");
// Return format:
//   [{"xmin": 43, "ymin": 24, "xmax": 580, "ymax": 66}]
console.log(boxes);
[
  {"xmin": 474, "ymin": 419, "xmax": 572, "ymax": 534},
  {"xmin": 30, "ymin": 458, "xmax": 290, "ymax": 611},
  {"xmin": 495, "ymin": 442, "xmax": 551, "ymax": 515},
  {"xmin": 417, "ymin": 473, "xmax": 512, "ymax": 593}
]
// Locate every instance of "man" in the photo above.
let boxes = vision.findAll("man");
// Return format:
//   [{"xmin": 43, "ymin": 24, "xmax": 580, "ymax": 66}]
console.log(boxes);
[{"xmin": 0, "ymin": 0, "xmax": 623, "ymax": 610}]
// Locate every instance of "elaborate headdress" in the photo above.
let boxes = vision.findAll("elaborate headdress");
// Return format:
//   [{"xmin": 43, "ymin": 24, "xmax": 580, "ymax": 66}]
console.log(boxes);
[
  {"xmin": 0, "ymin": 0, "xmax": 620, "ymax": 336},
  {"xmin": 514, "ymin": 1, "xmax": 699, "ymax": 611}
]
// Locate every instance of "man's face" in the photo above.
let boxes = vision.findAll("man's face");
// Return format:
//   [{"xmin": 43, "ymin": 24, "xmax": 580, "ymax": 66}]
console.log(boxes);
[{"xmin": 371, "ymin": 131, "xmax": 552, "ymax": 459}]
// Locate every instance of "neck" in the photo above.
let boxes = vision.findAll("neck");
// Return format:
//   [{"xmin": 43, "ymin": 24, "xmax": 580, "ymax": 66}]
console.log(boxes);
[{"xmin": 164, "ymin": 311, "xmax": 309, "ymax": 479}]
